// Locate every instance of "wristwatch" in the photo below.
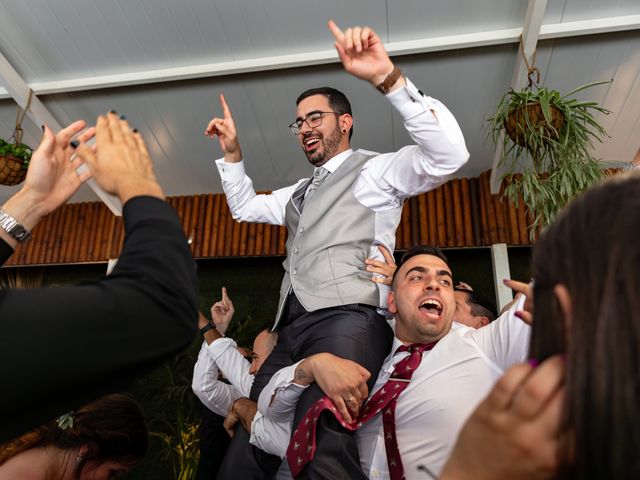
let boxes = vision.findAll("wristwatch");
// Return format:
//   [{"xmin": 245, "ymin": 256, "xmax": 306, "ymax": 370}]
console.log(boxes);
[
  {"xmin": 0, "ymin": 209, "xmax": 31, "ymax": 243},
  {"xmin": 199, "ymin": 323, "xmax": 214, "ymax": 335},
  {"xmin": 376, "ymin": 66, "xmax": 403, "ymax": 95}
]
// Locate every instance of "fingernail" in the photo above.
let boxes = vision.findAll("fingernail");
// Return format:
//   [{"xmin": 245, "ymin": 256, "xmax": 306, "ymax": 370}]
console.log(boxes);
[
  {"xmin": 514, "ymin": 311, "xmax": 523, "ymax": 319},
  {"xmin": 109, "ymin": 109, "xmax": 117, "ymax": 114},
  {"xmin": 119, "ymin": 114, "xmax": 127, "ymax": 120},
  {"xmin": 503, "ymin": 279, "xmax": 510, "ymax": 284},
  {"xmin": 41, "ymin": 125, "xmax": 45, "ymax": 132},
  {"xmin": 527, "ymin": 358, "xmax": 539, "ymax": 368},
  {"xmin": 132, "ymin": 128, "xmax": 138, "ymax": 133},
  {"xmin": 69, "ymin": 139, "xmax": 79, "ymax": 149}
]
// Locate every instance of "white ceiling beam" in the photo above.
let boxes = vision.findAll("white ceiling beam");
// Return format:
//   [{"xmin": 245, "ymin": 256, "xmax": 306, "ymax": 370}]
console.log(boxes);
[
  {"xmin": 0, "ymin": 52, "xmax": 122, "ymax": 215},
  {"xmin": 489, "ymin": 0, "xmax": 548, "ymax": 194},
  {"xmin": 0, "ymin": 13, "xmax": 638, "ymax": 99}
]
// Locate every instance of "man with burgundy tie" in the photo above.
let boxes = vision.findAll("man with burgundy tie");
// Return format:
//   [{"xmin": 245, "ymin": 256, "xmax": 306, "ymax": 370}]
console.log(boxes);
[
  {"xmin": 207, "ymin": 19, "xmax": 469, "ymax": 479},
  {"xmin": 258, "ymin": 246, "xmax": 531, "ymax": 479}
]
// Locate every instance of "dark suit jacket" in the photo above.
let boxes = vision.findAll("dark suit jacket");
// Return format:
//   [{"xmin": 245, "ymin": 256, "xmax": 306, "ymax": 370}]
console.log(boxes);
[{"xmin": 0, "ymin": 196, "xmax": 198, "ymax": 442}]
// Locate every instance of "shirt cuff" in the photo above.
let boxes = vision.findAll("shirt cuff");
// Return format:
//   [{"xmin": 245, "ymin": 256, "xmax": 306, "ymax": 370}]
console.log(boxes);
[
  {"xmin": 386, "ymin": 77, "xmax": 438, "ymax": 121},
  {"xmin": 122, "ymin": 196, "xmax": 181, "ymax": 233},
  {"xmin": 215, "ymin": 158, "xmax": 247, "ymax": 183},
  {"xmin": 257, "ymin": 360, "xmax": 308, "ymax": 416},
  {"xmin": 204, "ymin": 337, "xmax": 238, "ymax": 362}
]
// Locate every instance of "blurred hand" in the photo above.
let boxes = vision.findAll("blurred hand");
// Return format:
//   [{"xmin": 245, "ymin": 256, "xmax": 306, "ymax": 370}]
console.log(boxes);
[
  {"xmin": 440, "ymin": 356, "xmax": 565, "ymax": 480},
  {"xmin": 75, "ymin": 113, "xmax": 163, "ymax": 204},
  {"xmin": 2, "ymin": 122, "xmax": 94, "ymax": 235},
  {"xmin": 504, "ymin": 279, "xmax": 534, "ymax": 324},
  {"xmin": 211, "ymin": 286, "xmax": 235, "ymax": 335},
  {"xmin": 205, "ymin": 94, "xmax": 242, "ymax": 163},
  {"xmin": 365, "ymin": 245, "xmax": 397, "ymax": 285}
]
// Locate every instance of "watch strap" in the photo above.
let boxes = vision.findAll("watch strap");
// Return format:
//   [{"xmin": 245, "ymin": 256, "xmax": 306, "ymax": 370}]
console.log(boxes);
[
  {"xmin": 199, "ymin": 323, "xmax": 215, "ymax": 335},
  {"xmin": 376, "ymin": 66, "xmax": 403, "ymax": 94},
  {"xmin": 0, "ymin": 209, "xmax": 31, "ymax": 243}
]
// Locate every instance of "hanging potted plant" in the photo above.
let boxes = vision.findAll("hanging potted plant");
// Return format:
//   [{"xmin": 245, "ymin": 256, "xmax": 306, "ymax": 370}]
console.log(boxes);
[
  {"xmin": 0, "ymin": 136, "xmax": 32, "ymax": 186},
  {"xmin": 487, "ymin": 79, "xmax": 610, "ymax": 237}
]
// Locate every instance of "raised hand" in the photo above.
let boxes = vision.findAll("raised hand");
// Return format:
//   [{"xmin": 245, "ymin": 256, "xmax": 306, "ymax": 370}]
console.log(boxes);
[
  {"xmin": 211, "ymin": 286, "xmax": 235, "ymax": 335},
  {"xmin": 75, "ymin": 113, "xmax": 163, "ymax": 204},
  {"xmin": 205, "ymin": 94, "xmax": 242, "ymax": 163},
  {"xmin": 503, "ymin": 279, "xmax": 534, "ymax": 324},
  {"xmin": 0, "ymin": 122, "xmax": 95, "ymax": 246},
  {"xmin": 365, "ymin": 244, "xmax": 397, "ymax": 285},
  {"xmin": 328, "ymin": 20, "xmax": 402, "ymax": 89}
]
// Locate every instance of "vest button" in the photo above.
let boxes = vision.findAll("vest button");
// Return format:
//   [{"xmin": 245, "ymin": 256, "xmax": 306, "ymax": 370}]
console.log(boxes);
[
  {"xmin": 294, "ymin": 248, "xmax": 299, "ymax": 254},
  {"xmin": 298, "ymin": 227, "xmax": 304, "ymax": 233},
  {"xmin": 292, "ymin": 270, "xmax": 297, "ymax": 275}
]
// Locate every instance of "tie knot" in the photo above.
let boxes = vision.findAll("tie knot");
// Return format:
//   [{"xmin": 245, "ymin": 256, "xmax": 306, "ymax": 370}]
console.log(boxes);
[{"xmin": 396, "ymin": 342, "xmax": 437, "ymax": 355}]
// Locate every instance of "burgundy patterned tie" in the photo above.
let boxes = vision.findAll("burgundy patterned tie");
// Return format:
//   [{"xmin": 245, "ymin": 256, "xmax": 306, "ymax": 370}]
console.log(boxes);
[{"xmin": 286, "ymin": 342, "xmax": 436, "ymax": 478}]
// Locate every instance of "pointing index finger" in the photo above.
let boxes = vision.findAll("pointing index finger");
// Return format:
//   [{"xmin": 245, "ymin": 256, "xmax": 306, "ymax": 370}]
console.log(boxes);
[
  {"xmin": 220, "ymin": 94, "xmax": 232, "ymax": 119},
  {"xmin": 327, "ymin": 19, "xmax": 344, "ymax": 43}
]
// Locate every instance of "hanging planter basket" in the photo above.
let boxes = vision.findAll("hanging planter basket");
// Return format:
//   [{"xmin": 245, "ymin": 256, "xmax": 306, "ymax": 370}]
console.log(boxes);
[
  {"xmin": 0, "ymin": 152, "xmax": 29, "ymax": 186},
  {"xmin": 503, "ymin": 102, "xmax": 565, "ymax": 148}
]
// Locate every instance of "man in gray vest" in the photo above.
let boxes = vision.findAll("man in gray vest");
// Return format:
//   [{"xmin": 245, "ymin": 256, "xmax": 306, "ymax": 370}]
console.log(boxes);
[{"xmin": 207, "ymin": 20, "xmax": 469, "ymax": 479}]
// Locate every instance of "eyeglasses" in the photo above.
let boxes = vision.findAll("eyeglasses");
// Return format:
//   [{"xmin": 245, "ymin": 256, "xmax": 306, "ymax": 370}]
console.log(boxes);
[{"xmin": 289, "ymin": 111, "xmax": 340, "ymax": 135}]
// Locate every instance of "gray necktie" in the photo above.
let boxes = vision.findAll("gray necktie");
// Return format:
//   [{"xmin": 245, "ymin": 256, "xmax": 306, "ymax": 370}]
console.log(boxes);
[{"xmin": 300, "ymin": 167, "xmax": 330, "ymax": 211}]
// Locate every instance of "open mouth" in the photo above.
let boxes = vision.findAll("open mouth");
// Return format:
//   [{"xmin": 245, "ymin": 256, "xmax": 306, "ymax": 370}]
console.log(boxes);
[
  {"xmin": 419, "ymin": 298, "xmax": 443, "ymax": 319},
  {"xmin": 303, "ymin": 136, "xmax": 321, "ymax": 152}
]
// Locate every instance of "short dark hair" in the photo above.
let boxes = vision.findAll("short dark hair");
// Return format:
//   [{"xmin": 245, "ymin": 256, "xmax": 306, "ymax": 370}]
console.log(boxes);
[
  {"xmin": 392, "ymin": 245, "xmax": 449, "ymax": 287},
  {"xmin": 454, "ymin": 287, "xmax": 497, "ymax": 322},
  {"xmin": 296, "ymin": 87, "xmax": 353, "ymax": 140}
]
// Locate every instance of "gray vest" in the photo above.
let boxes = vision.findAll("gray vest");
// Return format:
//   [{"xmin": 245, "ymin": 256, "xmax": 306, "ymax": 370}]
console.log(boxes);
[{"xmin": 274, "ymin": 151, "xmax": 380, "ymax": 327}]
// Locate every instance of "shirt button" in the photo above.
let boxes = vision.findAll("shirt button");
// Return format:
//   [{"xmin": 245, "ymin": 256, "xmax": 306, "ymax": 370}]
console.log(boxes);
[
  {"xmin": 371, "ymin": 470, "xmax": 381, "ymax": 478},
  {"xmin": 294, "ymin": 248, "xmax": 299, "ymax": 254},
  {"xmin": 298, "ymin": 227, "xmax": 304, "ymax": 233},
  {"xmin": 292, "ymin": 270, "xmax": 297, "ymax": 275}
]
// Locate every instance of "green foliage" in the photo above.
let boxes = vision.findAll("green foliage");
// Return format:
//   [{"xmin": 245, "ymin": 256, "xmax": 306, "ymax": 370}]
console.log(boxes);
[
  {"xmin": 487, "ymin": 81, "xmax": 610, "ymax": 236},
  {"xmin": 0, "ymin": 137, "xmax": 32, "ymax": 166}
]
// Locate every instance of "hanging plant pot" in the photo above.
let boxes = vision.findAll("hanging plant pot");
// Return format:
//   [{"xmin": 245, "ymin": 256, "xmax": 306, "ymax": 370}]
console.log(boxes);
[
  {"xmin": 504, "ymin": 102, "xmax": 564, "ymax": 148},
  {"xmin": 0, "ymin": 152, "xmax": 28, "ymax": 186}
]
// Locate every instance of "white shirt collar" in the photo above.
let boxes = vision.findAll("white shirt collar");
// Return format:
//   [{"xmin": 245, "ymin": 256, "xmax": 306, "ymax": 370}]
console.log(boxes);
[{"xmin": 315, "ymin": 148, "xmax": 354, "ymax": 174}]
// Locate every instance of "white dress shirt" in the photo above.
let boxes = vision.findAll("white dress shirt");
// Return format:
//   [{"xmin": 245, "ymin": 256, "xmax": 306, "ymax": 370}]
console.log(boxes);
[
  {"xmin": 191, "ymin": 336, "xmax": 292, "ymax": 479},
  {"xmin": 215, "ymin": 79, "xmax": 469, "ymax": 307},
  {"xmin": 257, "ymin": 296, "xmax": 530, "ymax": 479}
]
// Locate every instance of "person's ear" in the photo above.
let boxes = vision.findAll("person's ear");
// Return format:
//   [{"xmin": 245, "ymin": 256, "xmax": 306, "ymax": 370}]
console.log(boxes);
[
  {"xmin": 387, "ymin": 291, "xmax": 397, "ymax": 315},
  {"xmin": 553, "ymin": 284, "xmax": 573, "ymax": 328},
  {"xmin": 340, "ymin": 114, "xmax": 353, "ymax": 134},
  {"xmin": 475, "ymin": 316, "xmax": 489, "ymax": 328}
]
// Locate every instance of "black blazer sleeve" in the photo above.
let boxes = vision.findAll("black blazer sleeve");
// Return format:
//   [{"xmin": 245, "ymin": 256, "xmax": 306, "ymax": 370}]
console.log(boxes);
[
  {"xmin": 0, "ymin": 196, "xmax": 199, "ymax": 442},
  {"xmin": 0, "ymin": 238, "xmax": 14, "ymax": 265}
]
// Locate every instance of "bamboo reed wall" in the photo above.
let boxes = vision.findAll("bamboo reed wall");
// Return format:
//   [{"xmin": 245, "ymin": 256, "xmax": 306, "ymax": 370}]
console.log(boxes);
[{"xmin": 4, "ymin": 170, "xmax": 536, "ymax": 267}]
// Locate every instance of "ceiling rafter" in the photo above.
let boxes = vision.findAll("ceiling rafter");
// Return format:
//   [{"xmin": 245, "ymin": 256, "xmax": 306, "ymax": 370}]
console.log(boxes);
[
  {"xmin": 0, "ymin": 13, "xmax": 638, "ymax": 99},
  {"xmin": 489, "ymin": 0, "xmax": 547, "ymax": 194},
  {"xmin": 0, "ymin": 51, "xmax": 121, "ymax": 214}
]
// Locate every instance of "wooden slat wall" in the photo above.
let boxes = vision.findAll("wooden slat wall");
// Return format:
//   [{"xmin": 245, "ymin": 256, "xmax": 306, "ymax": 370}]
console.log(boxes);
[{"xmin": 4, "ymin": 171, "xmax": 542, "ymax": 266}]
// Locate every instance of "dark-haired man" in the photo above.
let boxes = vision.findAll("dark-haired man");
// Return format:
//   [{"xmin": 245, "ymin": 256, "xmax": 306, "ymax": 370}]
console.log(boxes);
[
  {"xmin": 258, "ymin": 246, "xmax": 531, "ymax": 479},
  {"xmin": 454, "ymin": 285, "xmax": 497, "ymax": 329},
  {"xmin": 207, "ymin": 21, "xmax": 468, "ymax": 478}
]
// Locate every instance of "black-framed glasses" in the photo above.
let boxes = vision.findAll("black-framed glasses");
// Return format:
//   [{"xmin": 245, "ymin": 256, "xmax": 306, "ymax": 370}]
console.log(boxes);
[{"xmin": 288, "ymin": 111, "xmax": 340, "ymax": 135}]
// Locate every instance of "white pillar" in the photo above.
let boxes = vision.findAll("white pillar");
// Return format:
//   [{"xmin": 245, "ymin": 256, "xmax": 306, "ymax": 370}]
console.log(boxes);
[{"xmin": 491, "ymin": 243, "xmax": 513, "ymax": 311}]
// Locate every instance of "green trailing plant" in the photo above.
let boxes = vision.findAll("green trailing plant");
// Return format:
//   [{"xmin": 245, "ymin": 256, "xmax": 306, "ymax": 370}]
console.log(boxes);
[
  {"xmin": 487, "ymin": 80, "xmax": 611, "ymax": 236},
  {"xmin": 0, "ymin": 137, "xmax": 32, "ymax": 167}
]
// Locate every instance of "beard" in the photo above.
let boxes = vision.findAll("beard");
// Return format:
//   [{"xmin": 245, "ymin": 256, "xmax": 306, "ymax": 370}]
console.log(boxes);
[{"xmin": 303, "ymin": 124, "xmax": 343, "ymax": 167}]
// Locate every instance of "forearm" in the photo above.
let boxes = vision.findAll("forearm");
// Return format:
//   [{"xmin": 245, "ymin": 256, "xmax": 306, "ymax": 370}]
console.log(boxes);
[
  {"xmin": 215, "ymin": 159, "xmax": 290, "ymax": 225},
  {"xmin": 231, "ymin": 397, "xmax": 259, "ymax": 433},
  {"xmin": 0, "ymin": 196, "xmax": 198, "ymax": 442},
  {"xmin": 391, "ymin": 78, "xmax": 469, "ymax": 173}
]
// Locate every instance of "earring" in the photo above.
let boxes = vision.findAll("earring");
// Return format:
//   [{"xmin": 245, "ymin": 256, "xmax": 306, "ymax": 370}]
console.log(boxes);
[
  {"xmin": 76, "ymin": 452, "xmax": 85, "ymax": 466},
  {"xmin": 342, "ymin": 129, "xmax": 347, "ymax": 133}
]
